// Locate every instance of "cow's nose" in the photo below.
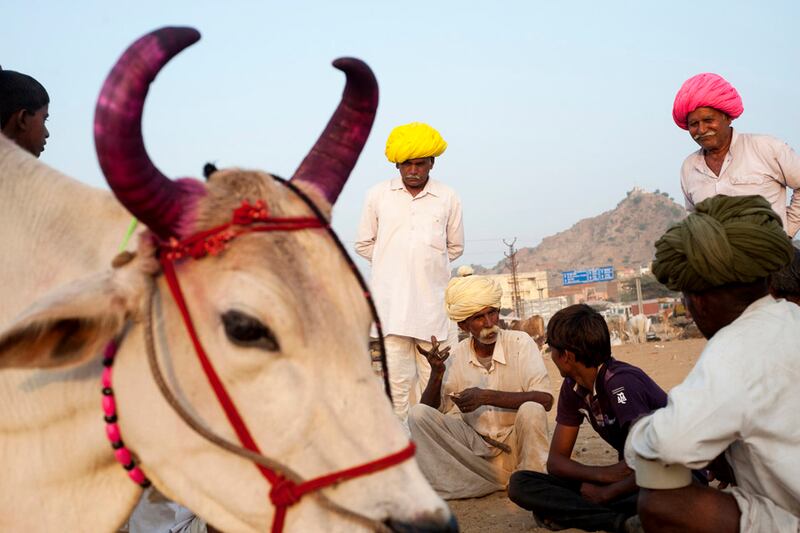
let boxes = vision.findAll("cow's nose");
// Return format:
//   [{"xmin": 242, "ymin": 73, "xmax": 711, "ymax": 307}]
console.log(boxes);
[{"xmin": 385, "ymin": 515, "xmax": 459, "ymax": 533}]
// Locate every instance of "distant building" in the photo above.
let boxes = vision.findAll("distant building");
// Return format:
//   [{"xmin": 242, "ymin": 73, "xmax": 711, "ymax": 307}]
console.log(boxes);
[{"xmin": 486, "ymin": 270, "xmax": 550, "ymax": 315}]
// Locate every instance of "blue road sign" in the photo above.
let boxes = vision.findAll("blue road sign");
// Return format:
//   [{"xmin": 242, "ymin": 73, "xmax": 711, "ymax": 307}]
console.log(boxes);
[{"xmin": 562, "ymin": 266, "xmax": 615, "ymax": 286}]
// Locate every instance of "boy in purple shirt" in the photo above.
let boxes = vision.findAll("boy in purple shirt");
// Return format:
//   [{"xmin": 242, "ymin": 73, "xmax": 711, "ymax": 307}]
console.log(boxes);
[{"xmin": 509, "ymin": 304, "xmax": 666, "ymax": 532}]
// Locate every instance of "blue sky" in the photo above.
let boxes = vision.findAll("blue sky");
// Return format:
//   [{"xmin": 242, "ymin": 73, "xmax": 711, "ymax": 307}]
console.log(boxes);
[{"xmin": 4, "ymin": 1, "xmax": 799, "ymax": 269}]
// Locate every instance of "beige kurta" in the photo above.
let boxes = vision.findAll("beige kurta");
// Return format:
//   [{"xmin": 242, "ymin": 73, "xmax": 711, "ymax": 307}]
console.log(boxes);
[
  {"xmin": 440, "ymin": 329, "xmax": 551, "ymax": 440},
  {"xmin": 409, "ymin": 330, "xmax": 552, "ymax": 499},
  {"xmin": 680, "ymin": 130, "xmax": 800, "ymax": 237},
  {"xmin": 354, "ymin": 177, "xmax": 464, "ymax": 340}
]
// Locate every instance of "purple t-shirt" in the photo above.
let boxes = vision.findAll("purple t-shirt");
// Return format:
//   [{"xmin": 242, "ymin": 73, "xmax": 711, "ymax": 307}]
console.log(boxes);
[{"xmin": 556, "ymin": 357, "xmax": 667, "ymax": 457}]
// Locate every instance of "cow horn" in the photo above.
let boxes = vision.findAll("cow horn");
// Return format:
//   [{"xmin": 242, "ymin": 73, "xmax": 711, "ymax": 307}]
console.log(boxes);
[
  {"xmin": 94, "ymin": 27, "xmax": 204, "ymax": 239},
  {"xmin": 291, "ymin": 58, "xmax": 378, "ymax": 205}
]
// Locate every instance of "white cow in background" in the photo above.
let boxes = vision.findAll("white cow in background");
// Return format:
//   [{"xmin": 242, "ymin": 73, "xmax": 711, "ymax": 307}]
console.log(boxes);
[
  {"xmin": 625, "ymin": 313, "xmax": 652, "ymax": 344},
  {"xmin": 0, "ymin": 27, "xmax": 454, "ymax": 533}
]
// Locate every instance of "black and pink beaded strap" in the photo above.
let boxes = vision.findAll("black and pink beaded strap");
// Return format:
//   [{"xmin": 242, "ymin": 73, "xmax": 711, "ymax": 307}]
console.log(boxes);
[{"xmin": 101, "ymin": 339, "xmax": 150, "ymax": 487}]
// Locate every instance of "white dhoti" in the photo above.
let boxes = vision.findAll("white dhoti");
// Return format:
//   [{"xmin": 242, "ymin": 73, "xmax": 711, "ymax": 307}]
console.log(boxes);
[
  {"xmin": 727, "ymin": 486, "xmax": 800, "ymax": 533},
  {"xmin": 409, "ymin": 401, "xmax": 549, "ymax": 500}
]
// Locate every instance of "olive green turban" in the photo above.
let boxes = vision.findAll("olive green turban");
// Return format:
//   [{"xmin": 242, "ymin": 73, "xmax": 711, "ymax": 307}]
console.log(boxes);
[
  {"xmin": 385, "ymin": 122, "xmax": 447, "ymax": 164},
  {"xmin": 445, "ymin": 275, "xmax": 502, "ymax": 322},
  {"xmin": 652, "ymin": 195, "xmax": 794, "ymax": 292}
]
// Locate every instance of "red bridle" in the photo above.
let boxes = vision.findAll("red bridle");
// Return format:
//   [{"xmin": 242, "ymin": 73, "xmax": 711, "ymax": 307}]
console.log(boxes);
[{"xmin": 103, "ymin": 186, "xmax": 414, "ymax": 532}]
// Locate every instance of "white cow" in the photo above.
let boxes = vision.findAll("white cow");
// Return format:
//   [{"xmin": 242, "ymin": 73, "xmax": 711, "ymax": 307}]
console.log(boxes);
[
  {"xmin": 0, "ymin": 27, "xmax": 454, "ymax": 533},
  {"xmin": 625, "ymin": 313, "xmax": 652, "ymax": 344}
]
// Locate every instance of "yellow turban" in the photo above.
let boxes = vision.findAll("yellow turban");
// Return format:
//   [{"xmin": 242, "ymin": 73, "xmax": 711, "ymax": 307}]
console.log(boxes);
[
  {"xmin": 652, "ymin": 195, "xmax": 794, "ymax": 292},
  {"xmin": 445, "ymin": 275, "xmax": 502, "ymax": 322},
  {"xmin": 385, "ymin": 122, "xmax": 447, "ymax": 164}
]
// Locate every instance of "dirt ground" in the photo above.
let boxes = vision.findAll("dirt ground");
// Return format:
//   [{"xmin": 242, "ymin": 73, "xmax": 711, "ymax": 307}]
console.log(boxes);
[{"xmin": 449, "ymin": 337, "xmax": 707, "ymax": 533}]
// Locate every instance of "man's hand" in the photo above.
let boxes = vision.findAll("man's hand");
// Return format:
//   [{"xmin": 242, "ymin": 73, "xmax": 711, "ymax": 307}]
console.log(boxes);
[
  {"xmin": 707, "ymin": 453, "xmax": 736, "ymax": 489},
  {"xmin": 603, "ymin": 460, "xmax": 633, "ymax": 484},
  {"xmin": 580, "ymin": 482, "xmax": 613, "ymax": 504},
  {"xmin": 416, "ymin": 336, "xmax": 450, "ymax": 375},
  {"xmin": 451, "ymin": 387, "xmax": 487, "ymax": 413}
]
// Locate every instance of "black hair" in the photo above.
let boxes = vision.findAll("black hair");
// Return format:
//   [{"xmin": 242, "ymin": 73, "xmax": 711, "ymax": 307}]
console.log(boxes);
[
  {"xmin": 546, "ymin": 304, "xmax": 611, "ymax": 368},
  {"xmin": 202, "ymin": 162, "xmax": 218, "ymax": 180},
  {"xmin": 0, "ymin": 68, "xmax": 50, "ymax": 128},
  {"xmin": 769, "ymin": 247, "xmax": 800, "ymax": 299}
]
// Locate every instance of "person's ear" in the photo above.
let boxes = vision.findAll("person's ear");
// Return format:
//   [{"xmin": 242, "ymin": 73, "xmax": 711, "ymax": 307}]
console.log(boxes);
[
  {"xmin": 457, "ymin": 319, "xmax": 467, "ymax": 332},
  {"xmin": 429, "ymin": 157, "xmax": 435, "ymax": 168},
  {"xmin": 3, "ymin": 109, "xmax": 27, "ymax": 133}
]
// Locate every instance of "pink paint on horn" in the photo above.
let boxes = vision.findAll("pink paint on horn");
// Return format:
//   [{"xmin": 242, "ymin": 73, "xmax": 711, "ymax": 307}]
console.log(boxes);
[
  {"xmin": 128, "ymin": 468, "xmax": 146, "ymax": 485},
  {"xmin": 291, "ymin": 58, "xmax": 378, "ymax": 206},
  {"xmin": 115, "ymin": 448, "xmax": 132, "ymax": 465},
  {"xmin": 102, "ymin": 396, "xmax": 116, "ymax": 417},
  {"xmin": 106, "ymin": 423, "xmax": 122, "ymax": 443},
  {"xmin": 94, "ymin": 27, "xmax": 206, "ymax": 239}
]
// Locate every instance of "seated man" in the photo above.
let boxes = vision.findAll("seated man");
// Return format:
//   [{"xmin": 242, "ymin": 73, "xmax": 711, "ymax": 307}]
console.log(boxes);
[
  {"xmin": 625, "ymin": 194, "xmax": 800, "ymax": 532},
  {"xmin": 509, "ymin": 304, "xmax": 667, "ymax": 532},
  {"xmin": 409, "ymin": 274, "xmax": 552, "ymax": 499}
]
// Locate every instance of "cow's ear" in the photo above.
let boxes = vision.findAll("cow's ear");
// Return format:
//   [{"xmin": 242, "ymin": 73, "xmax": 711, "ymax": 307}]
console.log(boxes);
[{"xmin": 0, "ymin": 273, "xmax": 141, "ymax": 369}]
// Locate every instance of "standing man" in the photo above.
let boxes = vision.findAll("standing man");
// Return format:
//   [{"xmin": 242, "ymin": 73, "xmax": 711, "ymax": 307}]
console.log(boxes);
[
  {"xmin": 0, "ymin": 67, "xmax": 50, "ymax": 157},
  {"xmin": 673, "ymin": 72, "xmax": 800, "ymax": 237},
  {"xmin": 625, "ymin": 195, "xmax": 800, "ymax": 532},
  {"xmin": 509, "ymin": 304, "xmax": 667, "ymax": 532},
  {"xmin": 409, "ymin": 274, "xmax": 551, "ymax": 499},
  {"xmin": 355, "ymin": 122, "xmax": 464, "ymax": 426}
]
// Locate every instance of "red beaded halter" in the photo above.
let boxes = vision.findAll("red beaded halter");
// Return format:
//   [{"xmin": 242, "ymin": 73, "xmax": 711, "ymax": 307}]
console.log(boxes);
[{"xmin": 101, "ymin": 177, "xmax": 411, "ymax": 533}]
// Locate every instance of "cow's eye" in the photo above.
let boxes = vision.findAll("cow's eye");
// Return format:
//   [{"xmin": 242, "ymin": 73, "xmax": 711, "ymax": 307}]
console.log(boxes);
[{"xmin": 222, "ymin": 310, "xmax": 279, "ymax": 351}]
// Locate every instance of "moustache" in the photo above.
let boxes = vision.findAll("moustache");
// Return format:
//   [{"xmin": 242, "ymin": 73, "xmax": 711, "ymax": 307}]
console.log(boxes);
[
  {"xmin": 693, "ymin": 132, "xmax": 716, "ymax": 141},
  {"xmin": 477, "ymin": 325, "xmax": 501, "ymax": 342}
]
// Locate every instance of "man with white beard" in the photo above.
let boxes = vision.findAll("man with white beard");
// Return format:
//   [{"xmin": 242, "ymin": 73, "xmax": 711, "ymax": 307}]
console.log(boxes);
[{"xmin": 409, "ymin": 275, "xmax": 552, "ymax": 499}]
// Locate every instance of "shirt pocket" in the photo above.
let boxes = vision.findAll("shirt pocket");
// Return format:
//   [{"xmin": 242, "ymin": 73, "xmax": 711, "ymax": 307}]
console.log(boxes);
[
  {"xmin": 729, "ymin": 174, "xmax": 766, "ymax": 186},
  {"xmin": 425, "ymin": 211, "xmax": 447, "ymax": 252}
]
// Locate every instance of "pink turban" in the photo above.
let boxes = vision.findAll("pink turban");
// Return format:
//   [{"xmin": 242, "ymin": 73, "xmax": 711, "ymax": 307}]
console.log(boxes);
[{"xmin": 672, "ymin": 73, "xmax": 743, "ymax": 130}]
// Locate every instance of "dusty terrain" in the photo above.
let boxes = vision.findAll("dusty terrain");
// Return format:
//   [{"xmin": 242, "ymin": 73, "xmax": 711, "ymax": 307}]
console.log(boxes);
[{"xmin": 450, "ymin": 338, "xmax": 706, "ymax": 533}]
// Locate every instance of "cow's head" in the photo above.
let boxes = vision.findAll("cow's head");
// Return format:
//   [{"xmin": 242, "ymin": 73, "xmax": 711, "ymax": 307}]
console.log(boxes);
[{"xmin": 0, "ymin": 27, "xmax": 455, "ymax": 532}]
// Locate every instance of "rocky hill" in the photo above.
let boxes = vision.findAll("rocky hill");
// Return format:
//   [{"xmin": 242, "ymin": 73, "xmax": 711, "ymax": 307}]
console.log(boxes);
[{"xmin": 484, "ymin": 188, "xmax": 686, "ymax": 274}]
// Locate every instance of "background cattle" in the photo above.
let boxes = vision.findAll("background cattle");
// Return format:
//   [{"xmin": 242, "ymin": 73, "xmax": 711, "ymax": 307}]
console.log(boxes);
[{"xmin": 509, "ymin": 314, "xmax": 546, "ymax": 349}]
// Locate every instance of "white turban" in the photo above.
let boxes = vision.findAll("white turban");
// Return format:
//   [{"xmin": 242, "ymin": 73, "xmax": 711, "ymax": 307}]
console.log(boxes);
[
  {"xmin": 445, "ymin": 275, "xmax": 502, "ymax": 322},
  {"xmin": 456, "ymin": 265, "xmax": 474, "ymax": 277}
]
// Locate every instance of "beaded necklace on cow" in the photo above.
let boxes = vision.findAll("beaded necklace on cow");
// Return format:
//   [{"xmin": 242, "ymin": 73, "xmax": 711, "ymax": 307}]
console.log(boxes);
[{"xmin": 101, "ymin": 176, "xmax": 413, "ymax": 533}]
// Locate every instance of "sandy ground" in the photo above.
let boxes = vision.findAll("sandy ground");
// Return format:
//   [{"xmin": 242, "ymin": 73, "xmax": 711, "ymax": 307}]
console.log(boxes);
[{"xmin": 449, "ymin": 337, "xmax": 707, "ymax": 533}]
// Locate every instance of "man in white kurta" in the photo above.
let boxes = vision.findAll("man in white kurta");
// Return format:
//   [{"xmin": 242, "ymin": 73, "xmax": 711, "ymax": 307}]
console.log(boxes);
[
  {"xmin": 355, "ymin": 122, "xmax": 464, "ymax": 426},
  {"xmin": 623, "ymin": 194, "xmax": 800, "ymax": 532},
  {"xmin": 409, "ymin": 275, "xmax": 551, "ymax": 499},
  {"xmin": 672, "ymin": 72, "xmax": 800, "ymax": 237}
]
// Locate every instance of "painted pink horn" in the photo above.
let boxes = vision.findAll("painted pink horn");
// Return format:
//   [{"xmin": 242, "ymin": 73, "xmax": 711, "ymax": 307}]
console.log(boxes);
[
  {"xmin": 94, "ymin": 27, "xmax": 205, "ymax": 239},
  {"xmin": 291, "ymin": 58, "xmax": 378, "ymax": 205}
]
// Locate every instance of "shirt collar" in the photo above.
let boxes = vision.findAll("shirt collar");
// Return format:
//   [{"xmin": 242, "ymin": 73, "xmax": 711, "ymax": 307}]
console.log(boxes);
[
  {"xmin": 467, "ymin": 332, "xmax": 507, "ymax": 369},
  {"xmin": 569, "ymin": 358, "xmax": 613, "ymax": 397},
  {"xmin": 741, "ymin": 294, "xmax": 778, "ymax": 317},
  {"xmin": 389, "ymin": 177, "xmax": 440, "ymax": 198}
]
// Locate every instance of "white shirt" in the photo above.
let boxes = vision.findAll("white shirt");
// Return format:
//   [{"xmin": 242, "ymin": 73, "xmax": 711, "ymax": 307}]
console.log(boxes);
[
  {"xmin": 440, "ymin": 330, "xmax": 551, "ymax": 441},
  {"xmin": 680, "ymin": 130, "xmax": 800, "ymax": 237},
  {"xmin": 355, "ymin": 177, "xmax": 464, "ymax": 340},
  {"xmin": 627, "ymin": 296, "xmax": 800, "ymax": 517}
]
